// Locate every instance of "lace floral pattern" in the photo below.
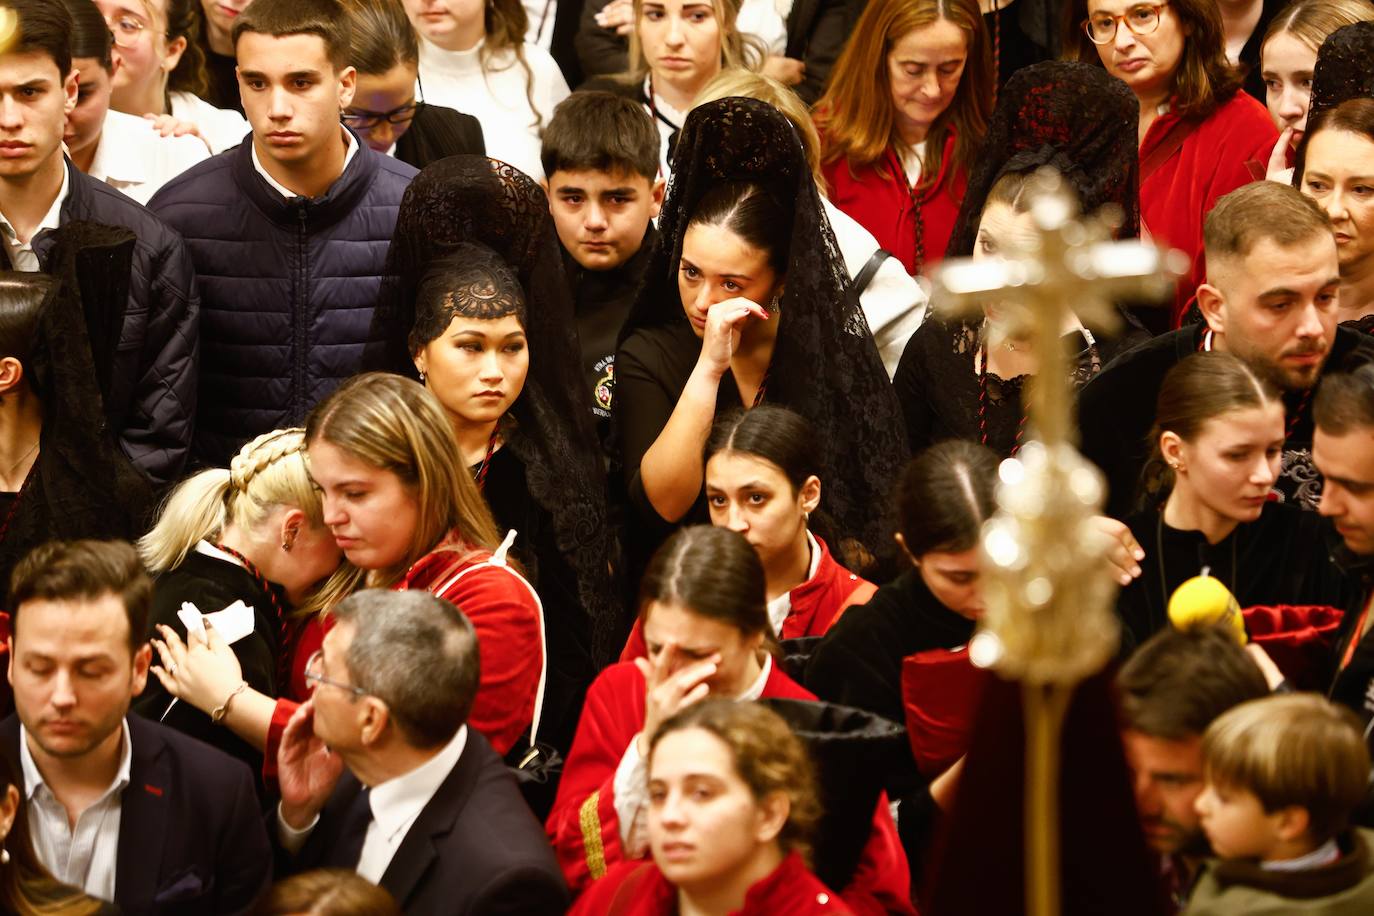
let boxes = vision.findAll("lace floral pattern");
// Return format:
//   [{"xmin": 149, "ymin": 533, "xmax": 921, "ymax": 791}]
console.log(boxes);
[
  {"xmin": 1307, "ymin": 22, "xmax": 1374, "ymax": 123},
  {"xmin": 618, "ymin": 98, "xmax": 909, "ymax": 572},
  {"xmin": 945, "ymin": 61, "xmax": 1141, "ymax": 259},
  {"xmin": 375, "ymin": 156, "xmax": 625, "ymax": 667},
  {"xmin": 409, "ymin": 242, "xmax": 526, "ymax": 349}
]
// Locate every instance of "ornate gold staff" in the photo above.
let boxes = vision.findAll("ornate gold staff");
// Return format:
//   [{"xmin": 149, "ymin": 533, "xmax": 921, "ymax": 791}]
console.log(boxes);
[
  {"xmin": 0, "ymin": 9, "xmax": 18, "ymax": 55},
  {"xmin": 928, "ymin": 168, "xmax": 1185, "ymax": 916}
]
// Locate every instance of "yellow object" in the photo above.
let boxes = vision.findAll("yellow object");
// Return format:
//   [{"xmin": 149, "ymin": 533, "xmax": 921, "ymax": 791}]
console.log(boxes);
[
  {"xmin": 1168, "ymin": 574, "xmax": 1247, "ymax": 644},
  {"xmin": 0, "ymin": 9, "xmax": 17, "ymax": 55}
]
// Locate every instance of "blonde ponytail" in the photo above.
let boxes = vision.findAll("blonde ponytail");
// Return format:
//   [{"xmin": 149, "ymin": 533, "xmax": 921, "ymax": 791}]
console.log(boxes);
[{"xmin": 138, "ymin": 469, "xmax": 234, "ymax": 574}]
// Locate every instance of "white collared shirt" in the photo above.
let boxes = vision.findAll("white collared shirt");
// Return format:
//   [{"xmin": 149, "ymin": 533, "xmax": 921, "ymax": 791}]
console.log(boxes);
[
  {"xmin": 250, "ymin": 128, "xmax": 360, "ymax": 200},
  {"xmin": 767, "ymin": 531, "xmax": 823, "ymax": 636},
  {"xmin": 355, "ymin": 724, "xmax": 468, "ymax": 883},
  {"xmin": 0, "ymin": 163, "xmax": 69, "ymax": 271},
  {"xmin": 86, "ymin": 109, "xmax": 210, "ymax": 206},
  {"xmin": 20, "ymin": 719, "xmax": 133, "ymax": 902},
  {"xmin": 614, "ymin": 654, "xmax": 774, "ymax": 855}
]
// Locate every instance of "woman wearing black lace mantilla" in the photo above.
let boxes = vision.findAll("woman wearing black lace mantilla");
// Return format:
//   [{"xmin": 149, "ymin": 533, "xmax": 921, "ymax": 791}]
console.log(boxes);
[
  {"xmin": 375, "ymin": 155, "xmax": 626, "ymax": 770},
  {"xmin": 893, "ymin": 61, "xmax": 1153, "ymax": 460},
  {"xmin": 614, "ymin": 96, "xmax": 908, "ymax": 577}
]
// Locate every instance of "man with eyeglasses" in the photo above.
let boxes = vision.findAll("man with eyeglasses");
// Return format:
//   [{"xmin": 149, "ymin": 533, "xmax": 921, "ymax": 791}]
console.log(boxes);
[
  {"xmin": 149, "ymin": 0, "xmax": 416, "ymax": 468},
  {"xmin": 0, "ymin": 0, "xmax": 199, "ymax": 489},
  {"xmin": 274, "ymin": 589, "xmax": 569, "ymax": 914}
]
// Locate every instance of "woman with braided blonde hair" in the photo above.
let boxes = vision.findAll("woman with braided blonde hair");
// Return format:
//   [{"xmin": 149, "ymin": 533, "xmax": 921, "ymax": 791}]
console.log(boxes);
[{"xmin": 135, "ymin": 428, "xmax": 358, "ymax": 784}]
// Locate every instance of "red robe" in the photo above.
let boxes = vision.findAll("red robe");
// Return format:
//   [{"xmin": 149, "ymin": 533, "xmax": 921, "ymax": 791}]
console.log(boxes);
[
  {"xmin": 570, "ymin": 850, "xmax": 856, "ymax": 915},
  {"xmin": 546, "ymin": 661, "xmax": 915, "ymax": 915},
  {"xmin": 618, "ymin": 536, "xmax": 877, "ymax": 662},
  {"xmin": 823, "ymin": 130, "xmax": 966, "ymax": 276},
  {"xmin": 1138, "ymin": 91, "xmax": 1276, "ymax": 325},
  {"xmin": 264, "ymin": 535, "xmax": 543, "ymax": 777}
]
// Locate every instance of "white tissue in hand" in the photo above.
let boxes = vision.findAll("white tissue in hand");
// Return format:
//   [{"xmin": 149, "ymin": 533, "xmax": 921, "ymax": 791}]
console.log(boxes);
[{"xmin": 176, "ymin": 600, "xmax": 254, "ymax": 645}]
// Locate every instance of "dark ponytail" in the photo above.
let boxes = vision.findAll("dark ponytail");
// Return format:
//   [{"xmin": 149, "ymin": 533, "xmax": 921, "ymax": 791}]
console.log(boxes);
[
  {"xmin": 638, "ymin": 526, "xmax": 771, "ymax": 639},
  {"xmin": 897, "ymin": 440, "xmax": 999, "ymax": 557}
]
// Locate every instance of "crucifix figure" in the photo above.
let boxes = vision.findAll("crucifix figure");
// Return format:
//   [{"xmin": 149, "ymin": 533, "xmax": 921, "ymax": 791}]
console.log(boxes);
[{"xmin": 928, "ymin": 168, "xmax": 1185, "ymax": 916}]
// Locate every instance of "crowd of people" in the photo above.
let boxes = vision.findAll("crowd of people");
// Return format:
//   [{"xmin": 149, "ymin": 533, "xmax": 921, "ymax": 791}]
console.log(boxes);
[{"xmin": 4, "ymin": 0, "xmax": 1374, "ymax": 910}]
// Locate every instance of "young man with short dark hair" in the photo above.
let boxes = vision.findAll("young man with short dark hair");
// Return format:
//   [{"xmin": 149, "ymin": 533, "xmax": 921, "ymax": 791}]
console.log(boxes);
[
  {"xmin": 0, "ymin": 0, "xmax": 198, "ymax": 487},
  {"xmin": 1081, "ymin": 181, "xmax": 1374, "ymax": 516},
  {"xmin": 542, "ymin": 91, "xmax": 662, "ymax": 446},
  {"xmin": 2, "ymin": 540, "xmax": 271, "ymax": 912},
  {"xmin": 150, "ymin": 0, "xmax": 416, "ymax": 466}
]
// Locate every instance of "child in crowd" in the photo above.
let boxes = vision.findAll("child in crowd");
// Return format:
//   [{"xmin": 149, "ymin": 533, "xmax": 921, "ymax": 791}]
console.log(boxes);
[
  {"xmin": 1186, "ymin": 693, "xmax": 1374, "ymax": 913},
  {"xmin": 541, "ymin": 91, "xmax": 663, "ymax": 449}
]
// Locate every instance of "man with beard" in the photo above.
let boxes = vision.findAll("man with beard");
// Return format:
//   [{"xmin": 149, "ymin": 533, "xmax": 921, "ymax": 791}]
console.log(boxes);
[
  {"xmin": 1116, "ymin": 624, "xmax": 1270, "ymax": 911},
  {"xmin": 0, "ymin": 541, "xmax": 270, "ymax": 912},
  {"xmin": 1080, "ymin": 181, "xmax": 1374, "ymax": 518},
  {"xmin": 1315, "ymin": 367, "xmax": 1374, "ymax": 741}
]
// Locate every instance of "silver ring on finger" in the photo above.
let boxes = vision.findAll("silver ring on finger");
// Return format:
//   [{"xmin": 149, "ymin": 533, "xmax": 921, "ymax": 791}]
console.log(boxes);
[{"xmin": 168, "ymin": 662, "xmax": 178, "ymax": 676}]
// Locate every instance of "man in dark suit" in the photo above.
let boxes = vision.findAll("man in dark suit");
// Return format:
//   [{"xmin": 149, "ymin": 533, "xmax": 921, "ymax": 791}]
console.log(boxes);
[
  {"xmin": 274, "ymin": 589, "xmax": 568, "ymax": 914},
  {"xmin": 2, "ymin": 540, "xmax": 271, "ymax": 913}
]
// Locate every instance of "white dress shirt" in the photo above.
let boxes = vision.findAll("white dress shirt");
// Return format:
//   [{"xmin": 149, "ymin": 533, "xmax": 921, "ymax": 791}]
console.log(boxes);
[
  {"xmin": 169, "ymin": 90, "xmax": 251, "ymax": 155},
  {"xmin": 0, "ymin": 163, "xmax": 69, "ymax": 271},
  {"xmin": 613, "ymin": 655, "xmax": 773, "ymax": 856},
  {"xmin": 766, "ymin": 531, "xmax": 823, "ymax": 635},
  {"xmin": 250, "ymin": 129, "xmax": 360, "ymax": 199},
  {"xmin": 87, "ymin": 110, "xmax": 210, "ymax": 206},
  {"xmin": 20, "ymin": 719, "xmax": 133, "ymax": 902}
]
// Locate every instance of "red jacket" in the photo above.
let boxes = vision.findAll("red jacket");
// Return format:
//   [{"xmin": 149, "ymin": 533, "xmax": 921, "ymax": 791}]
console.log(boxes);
[
  {"xmin": 823, "ymin": 130, "xmax": 966, "ymax": 276},
  {"xmin": 264, "ymin": 535, "xmax": 544, "ymax": 777},
  {"xmin": 546, "ymin": 661, "xmax": 914, "ymax": 915},
  {"xmin": 570, "ymin": 850, "xmax": 856, "ymax": 915},
  {"xmin": 1138, "ymin": 91, "xmax": 1276, "ymax": 325},
  {"xmin": 617, "ymin": 535, "xmax": 876, "ymax": 661}
]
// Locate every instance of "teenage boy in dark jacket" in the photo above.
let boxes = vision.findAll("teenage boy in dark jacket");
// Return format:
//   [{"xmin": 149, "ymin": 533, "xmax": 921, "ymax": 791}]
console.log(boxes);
[
  {"xmin": 542, "ymin": 92, "xmax": 662, "ymax": 454},
  {"xmin": 150, "ymin": 0, "xmax": 415, "ymax": 466},
  {"xmin": 0, "ymin": 0, "xmax": 198, "ymax": 488}
]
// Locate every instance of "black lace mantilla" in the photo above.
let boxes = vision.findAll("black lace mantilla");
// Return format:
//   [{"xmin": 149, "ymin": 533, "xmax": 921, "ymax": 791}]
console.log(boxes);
[
  {"xmin": 1307, "ymin": 22, "xmax": 1374, "ymax": 123},
  {"xmin": 946, "ymin": 60, "xmax": 1141, "ymax": 259},
  {"xmin": 376, "ymin": 156, "xmax": 625, "ymax": 667},
  {"xmin": 409, "ymin": 242, "xmax": 526, "ymax": 350},
  {"xmin": 618, "ymin": 97, "xmax": 909, "ymax": 573}
]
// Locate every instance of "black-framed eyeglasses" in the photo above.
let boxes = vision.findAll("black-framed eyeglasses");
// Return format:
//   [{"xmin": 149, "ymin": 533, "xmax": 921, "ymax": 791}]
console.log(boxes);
[
  {"xmin": 303, "ymin": 649, "xmax": 368, "ymax": 699},
  {"xmin": 1082, "ymin": 1, "xmax": 1170, "ymax": 45},
  {"xmin": 342, "ymin": 101, "xmax": 424, "ymax": 130}
]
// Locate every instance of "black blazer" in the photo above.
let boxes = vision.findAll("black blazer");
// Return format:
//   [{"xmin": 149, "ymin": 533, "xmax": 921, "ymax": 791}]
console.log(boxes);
[
  {"xmin": 288, "ymin": 729, "xmax": 568, "ymax": 915},
  {"xmin": 0, "ymin": 714, "xmax": 272, "ymax": 915},
  {"xmin": 394, "ymin": 104, "xmax": 486, "ymax": 171}
]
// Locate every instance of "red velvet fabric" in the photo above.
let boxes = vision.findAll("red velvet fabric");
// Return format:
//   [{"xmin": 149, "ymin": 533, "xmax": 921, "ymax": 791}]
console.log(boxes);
[
  {"xmin": 822, "ymin": 131, "xmax": 966, "ymax": 276},
  {"xmin": 1137, "ymin": 91, "xmax": 1277, "ymax": 325},
  {"xmin": 570, "ymin": 851, "xmax": 856, "ymax": 915},
  {"xmin": 546, "ymin": 661, "xmax": 913, "ymax": 915},
  {"xmin": 263, "ymin": 535, "xmax": 543, "ymax": 779},
  {"xmin": 1244, "ymin": 603, "xmax": 1345, "ymax": 690},
  {"xmin": 618, "ymin": 536, "xmax": 875, "ymax": 662},
  {"xmin": 900, "ymin": 647, "xmax": 987, "ymax": 778}
]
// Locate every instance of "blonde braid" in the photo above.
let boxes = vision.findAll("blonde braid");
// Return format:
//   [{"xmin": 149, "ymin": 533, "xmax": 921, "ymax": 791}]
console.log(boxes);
[{"xmin": 229, "ymin": 428, "xmax": 308, "ymax": 494}]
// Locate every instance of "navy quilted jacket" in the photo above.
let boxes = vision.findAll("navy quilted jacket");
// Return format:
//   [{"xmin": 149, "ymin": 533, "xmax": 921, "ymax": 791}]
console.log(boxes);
[
  {"xmin": 150, "ymin": 135, "xmax": 416, "ymax": 466},
  {"xmin": 25, "ymin": 162, "xmax": 199, "ymax": 489}
]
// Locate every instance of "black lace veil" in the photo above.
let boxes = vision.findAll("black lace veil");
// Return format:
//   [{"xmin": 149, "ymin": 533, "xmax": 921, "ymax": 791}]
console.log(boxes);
[
  {"xmin": 375, "ymin": 156, "xmax": 624, "ymax": 667},
  {"xmin": 619, "ymin": 97, "xmax": 909, "ymax": 572},
  {"xmin": 1307, "ymin": 21, "xmax": 1374, "ymax": 124},
  {"xmin": 946, "ymin": 61, "xmax": 1141, "ymax": 259},
  {"xmin": 409, "ymin": 243, "xmax": 527, "ymax": 350},
  {"xmin": 0, "ymin": 221, "xmax": 154, "ymax": 591}
]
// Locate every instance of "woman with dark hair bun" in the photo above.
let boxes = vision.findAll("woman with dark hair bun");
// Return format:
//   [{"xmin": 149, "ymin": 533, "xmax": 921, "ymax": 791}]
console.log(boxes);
[
  {"xmin": 619, "ymin": 406, "xmax": 875, "ymax": 660},
  {"xmin": 1063, "ymin": 0, "xmax": 1277, "ymax": 322},
  {"xmin": 1114, "ymin": 351, "xmax": 1356, "ymax": 648},
  {"xmin": 569, "ymin": 698, "xmax": 848, "ymax": 915},
  {"xmin": 547, "ymin": 526, "xmax": 912, "ymax": 913}
]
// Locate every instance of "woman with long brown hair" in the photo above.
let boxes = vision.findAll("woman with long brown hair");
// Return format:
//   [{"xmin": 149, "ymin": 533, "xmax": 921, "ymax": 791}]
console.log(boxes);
[
  {"xmin": 400, "ymin": 0, "xmax": 569, "ymax": 179},
  {"xmin": 150, "ymin": 374, "xmax": 546, "ymax": 776},
  {"xmin": 1064, "ymin": 0, "xmax": 1277, "ymax": 326},
  {"xmin": 814, "ymin": 0, "xmax": 993, "ymax": 276}
]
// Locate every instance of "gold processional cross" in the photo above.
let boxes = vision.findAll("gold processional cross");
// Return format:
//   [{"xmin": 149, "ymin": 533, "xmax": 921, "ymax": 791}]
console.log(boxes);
[{"xmin": 928, "ymin": 169, "xmax": 1186, "ymax": 916}]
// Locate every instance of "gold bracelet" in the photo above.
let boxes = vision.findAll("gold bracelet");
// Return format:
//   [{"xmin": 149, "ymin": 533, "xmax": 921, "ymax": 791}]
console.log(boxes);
[{"xmin": 211, "ymin": 682, "xmax": 250, "ymax": 724}]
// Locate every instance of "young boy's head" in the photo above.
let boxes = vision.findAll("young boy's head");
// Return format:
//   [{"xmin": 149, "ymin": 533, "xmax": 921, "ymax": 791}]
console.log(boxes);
[
  {"xmin": 1195, "ymin": 694, "xmax": 1369, "ymax": 863},
  {"xmin": 541, "ymin": 92, "xmax": 663, "ymax": 272}
]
